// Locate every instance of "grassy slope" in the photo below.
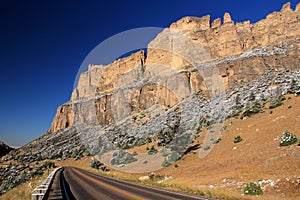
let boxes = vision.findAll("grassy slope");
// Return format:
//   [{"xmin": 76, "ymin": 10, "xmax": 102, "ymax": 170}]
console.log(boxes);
[
  {"xmin": 0, "ymin": 169, "xmax": 54, "ymax": 200},
  {"xmin": 155, "ymin": 94, "xmax": 300, "ymax": 199},
  {"xmin": 1, "ymin": 95, "xmax": 299, "ymax": 200}
]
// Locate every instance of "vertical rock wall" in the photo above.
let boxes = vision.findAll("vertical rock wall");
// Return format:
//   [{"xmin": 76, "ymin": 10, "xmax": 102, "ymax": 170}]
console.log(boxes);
[{"xmin": 49, "ymin": 2, "xmax": 300, "ymax": 133}]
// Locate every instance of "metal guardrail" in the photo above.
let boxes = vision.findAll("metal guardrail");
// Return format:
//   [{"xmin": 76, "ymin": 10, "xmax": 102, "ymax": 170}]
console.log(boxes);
[{"xmin": 31, "ymin": 166, "xmax": 62, "ymax": 200}]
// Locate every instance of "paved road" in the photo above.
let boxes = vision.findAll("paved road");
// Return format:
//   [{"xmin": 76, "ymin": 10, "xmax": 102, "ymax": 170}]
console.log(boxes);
[{"xmin": 47, "ymin": 167, "xmax": 215, "ymax": 200}]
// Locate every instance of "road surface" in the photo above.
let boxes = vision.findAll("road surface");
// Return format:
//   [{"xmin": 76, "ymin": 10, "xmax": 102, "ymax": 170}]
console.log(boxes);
[{"xmin": 46, "ymin": 166, "xmax": 215, "ymax": 200}]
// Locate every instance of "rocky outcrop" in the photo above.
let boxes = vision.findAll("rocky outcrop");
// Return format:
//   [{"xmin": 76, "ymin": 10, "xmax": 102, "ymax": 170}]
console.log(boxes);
[
  {"xmin": 157, "ymin": 2, "xmax": 300, "ymax": 61},
  {"xmin": 71, "ymin": 50, "xmax": 146, "ymax": 101},
  {"xmin": 49, "ymin": 104, "xmax": 74, "ymax": 133},
  {"xmin": 49, "ymin": 2, "xmax": 300, "ymax": 135},
  {"xmin": 0, "ymin": 141, "xmax": 13, "ymax": 157},
  {"xmin": 1, "ymin": 68, "xmax": 299, "ymax": 189},
  {"xmin": 2, "ymin": 2, "xmax": 300, "ymax": 194}
]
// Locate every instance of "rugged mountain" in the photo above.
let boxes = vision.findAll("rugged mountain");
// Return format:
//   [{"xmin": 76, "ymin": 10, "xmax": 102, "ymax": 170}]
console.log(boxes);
[
  {"xmin": 0, "ymin": 2, "xmax": 299, "ymax": 197},
  {"xmin": 46, "ymin": 2, "xmax": 300, "ymax": 169},
  {"xmin": 50, "ymin": 2, "xmax": 300, "ymax": 133},
  {"xmin": 0, "ymin": 141, "xmax": 13, "ymax": 157}
]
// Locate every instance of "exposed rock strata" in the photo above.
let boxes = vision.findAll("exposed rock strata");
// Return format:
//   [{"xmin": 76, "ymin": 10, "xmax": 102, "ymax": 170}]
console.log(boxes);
[
  {"xmin": 1, "ymin": 2, "xmax": 300, "ymax": 195},
  {"xmin": 50, "ymin": 2, "xmax": 300, "ymax": 133}
]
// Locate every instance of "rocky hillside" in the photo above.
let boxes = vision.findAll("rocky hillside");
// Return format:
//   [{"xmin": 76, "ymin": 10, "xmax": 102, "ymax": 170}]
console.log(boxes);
[
  {"xmin": 51, "ymin": 2, "xmax": 300, "ymax": 133},
  {"xmin": 0, "ymin": 141, "xmax": 13, "ymax": 158},
  {"xmin": 0, "ymin": 2, "xmax": 299, "ymax": 197}
]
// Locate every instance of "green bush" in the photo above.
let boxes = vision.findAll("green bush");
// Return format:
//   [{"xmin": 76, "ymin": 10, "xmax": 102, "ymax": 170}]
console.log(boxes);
[
  {"xmin": 161, "ymin": 151, "xmax": 181, "ymax": 167},
  {"xmin": 42, "ymin": 161, "xmax": 56, "ymax": 169},
  {"xmin": 161, "ymin": 159, "xmax": 171, "ymax": 167},
  {"xmin": 269, "ymin": 96, "xmax": 285, "ymax": 109},
  {"xmin": 203, "ymin": 146, "xmax": 211, "ymax": 151},
  {"xmin": 241, "ymin": 101, "xmax": 263, "ymax": 118},
  {"xmin": 71, "ymin": 149, "xmax": 79, "ymax": 158},
  {"xmin": 136, "ymin": 137, "xmax": 152, "ymax": 146},
  {"xmin": 234, "ymin": 135, "xmax": 243, "ymax": 143},
  {"xmin": 212, "ymin": 138, "xmax": 222, "ymax": 144},
  {"xmin": 148, "ymin": 146, "xmax": 158, "ymax": 155},
  {"xmin": 110, "ymin": 150, "xmax": 137, "ymax": 165},
  {"xmin": 279, "ymin": 130, "xmax": 298, "ymax": 147},
  {"xmin": 157, "ymin": 129, "xmax": 175, "ymax": 146},
  {"xmin": 71, "ymin": 148, "xmax": 84, "ymax": 159},
  {"xmin": 244, "ymin": 182, "xmax": 263, "ymax": 195},
  {"xmin": 50, "ymin": 151, "xmax": 63, "ymax": 159},
  {"xmin": 288, "ymin": 79, "xmax": 300, "ymax": 94},
  {"xmin": 226, "ymin": 111, "xmax": 240, "ymax": 119}
]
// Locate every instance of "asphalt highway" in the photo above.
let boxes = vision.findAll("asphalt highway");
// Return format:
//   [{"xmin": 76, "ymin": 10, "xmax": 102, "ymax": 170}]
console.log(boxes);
[{"xmin": 46, "ymin": 167, "xmax": 216, "ymax": 200}]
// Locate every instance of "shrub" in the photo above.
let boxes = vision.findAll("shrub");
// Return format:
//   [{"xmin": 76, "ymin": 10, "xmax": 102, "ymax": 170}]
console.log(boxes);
[
  {"xmin": 42, "ymin": 161, "xmax": 56, "ymax": 169},
  {"xmin": 110, "ymin": 150, "xmax": 137, "ymax": 165},
  {"xmin": 71, "ymin": 147, "xmax": 85, "ymax": 159},
  {"xmin": 136, "ymin": 137, "xmax": 152, "ymax": 146},
  {"xmin": 161, "ymin": 151, "xmax": 181, "ymax": 167},
  {"xmin": 140, "ymin": 112, "xmax": 145, "ymax": 118},
  {"xmin": 71, "ymin": 149, "xmax": 79, "ymax": 158},
  {"xmin": 212, "ymin": 138, "xmax": 222, "ymax": 144},
  {"xmin": 161, "ymin": 160, "xmax": 171, "ymax": 167},
  {"xmin": 249, "ymin": 92, "xmax": 255, "ymax": 101},
  {"xmin": 157, "ymin": 129, "xmax": 175, "ymax": 146},
  {"xmin": 288, "ymin": 79, "xmax": 300, "ymax": 94},
  {"xmin": 90, "ymin": 159, "xmax": 102, "ymax": 169},
  {"xmin": 50, "ymin": 151, "xmax": 63, "ymax": 159},
  {"xmin": 269, "ymin": 96, "xmax": 285, "ymax": 109},
  {"xmin": 100, "ymin": 166, "xmax": 109, "ymax": 172},
  {"xmin": 36, "ymin": 169, "xmax": 44, "ymax": 176},
  {"xmin": 226, "ymin": 111, "xmax": 241, "ymax": 119},
  {"xmin": 168, "ymin": 151, "xmax": 181, "ymax": 162},
  {"xmin": 244, "ymin": 182, "xmax": 263, "ymax": 195},
  {"xmin": 203, "ymin": 146, "xmax": 211, "ymax": 151},
  {"xmin": 241, "ymin": 101, "xmax": 263, "ymax": 118},
  {"xmin": 148, "ymin": 146, "xmax": 158, "ymax": 155},
  {"xmin": 234, "ymin": 136, "xmax": 243, "ymax": 143},
  {"xmin": 279, "ymin": 130, "xmax": 298, "ymax": 147}
]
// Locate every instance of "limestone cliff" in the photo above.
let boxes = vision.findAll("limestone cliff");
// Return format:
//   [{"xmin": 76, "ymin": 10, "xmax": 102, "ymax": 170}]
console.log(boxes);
[
  {"xmin": 160, "ymin": 2, "xmax": 300, "ymax": 60},
  {"xmin": 50, "ymin": 2, "xmax": 300, "ymax": 133},
  {"xmin": 2, "ymin": 2, "xmax": 300, "ymax": 195}
]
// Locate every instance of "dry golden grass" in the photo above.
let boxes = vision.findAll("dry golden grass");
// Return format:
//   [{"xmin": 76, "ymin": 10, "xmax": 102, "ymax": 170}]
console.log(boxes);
[
  {"xmin": 1, "ymin": 95, "xmax": 299, "ymax": 200},
  {"xmin": 0, "ymin": 169, "xmax": 54, "ymax": 200},
  {"xmin": 46, "ymin": 95, "xmax": 300, "ymax": 199},
  {"xmin": 155, "ymin": 94, "xmax": 300, "ymax": 199}
]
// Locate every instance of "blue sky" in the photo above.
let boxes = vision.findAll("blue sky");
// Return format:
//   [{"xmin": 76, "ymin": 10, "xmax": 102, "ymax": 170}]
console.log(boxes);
[{"xmin": 0, "ymin": 0, "xmax": 299, "ymax": 147}]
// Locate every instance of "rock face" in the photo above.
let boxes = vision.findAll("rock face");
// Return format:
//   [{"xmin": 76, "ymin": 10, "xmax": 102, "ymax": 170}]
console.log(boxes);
[
  {"xmin": 49, "ymin": 104, "xmax": 73, "ymax": 133},
  {"xmin": 0, "ymin": 141, "xmax": 13, "ymax": 157},
  {"xmin": 50, "ymin": 2, "xmax": 300, "ymax": 133},
  {"xmin": 165, "ymin": 2, "xmax": 300, "ymax": 60},
  {"xmin": 2, "ymin": 2, "xmax": 300, "ymax": 195}
]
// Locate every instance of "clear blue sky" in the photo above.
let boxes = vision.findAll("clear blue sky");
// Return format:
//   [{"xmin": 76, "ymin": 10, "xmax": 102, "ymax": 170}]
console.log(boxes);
[{"xmin": 0, "ymin": 0, "xmax": 298, "ymax": 147}]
